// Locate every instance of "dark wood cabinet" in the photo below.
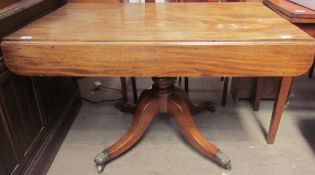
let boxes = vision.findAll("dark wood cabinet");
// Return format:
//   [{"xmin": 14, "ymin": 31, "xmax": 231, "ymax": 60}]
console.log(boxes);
[
  {"xmin": 0, "ymin": 71, "xmax": 43, "ymax": 174},
  {"xmin": 0, "ymin": 61, "xmax": 81, "ymax": 175},
  {"xmin": 33, "ymin": 77, "xmax": 76, "ymax": 124},
  {"xmin": 230, "ymin": 77, "xmax": 281, "ymax": 111},
  {"xmin": 0, "ymin": 0, "xmax": 81, "ymax": 174},
  {"xmin": 0, "ymin": 73, "xmax": 42, "ymax": 158},
  {"xmin": 0, "ymin": 117, "xmax": 18, "ymax": 174}
]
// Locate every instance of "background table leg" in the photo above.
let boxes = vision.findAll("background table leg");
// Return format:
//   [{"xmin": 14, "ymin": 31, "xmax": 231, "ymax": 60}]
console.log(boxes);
[
  {"xmin": 120, "ymin": 77, "xmax": 128, "ymax": 102},
  {"xmin": 267, "ymin": 76, "xmax": 293, "ymax": 144},
  {"xmin": 253, "ymin": 77, "xmax": 263, "ymax": 111},
  {"xmin": 184, "ymin": 77, "xmax": 189, "ymax": 94},
  {"xmin": 221, "ymin": 77, "xmax": 229, "ymax": 106},
  {"xmin": 131, "ymin": 77, "xmax": 138, "ymax": 103}
]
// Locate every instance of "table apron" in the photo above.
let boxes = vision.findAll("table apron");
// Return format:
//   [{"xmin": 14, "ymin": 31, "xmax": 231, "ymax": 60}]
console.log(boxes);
[{"xmin": 2, "ymin": 41, "xmax": 314, "ymax": 77}]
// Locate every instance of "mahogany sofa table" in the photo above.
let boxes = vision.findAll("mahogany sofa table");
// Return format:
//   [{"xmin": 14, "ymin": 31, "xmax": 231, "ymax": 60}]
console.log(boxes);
[{"xmin": 1, "ymin": 2, "xmax": 314, "ymax": 173}]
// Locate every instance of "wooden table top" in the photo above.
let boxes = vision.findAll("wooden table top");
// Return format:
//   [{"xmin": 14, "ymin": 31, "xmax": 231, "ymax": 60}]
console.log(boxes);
[
  {"xmin": 263, "ymin": 0, "xmax": 315, "ymax": 23},
  {"xmin": 1, "ymin": 2, "xmax": 315, "ymax": 77}
]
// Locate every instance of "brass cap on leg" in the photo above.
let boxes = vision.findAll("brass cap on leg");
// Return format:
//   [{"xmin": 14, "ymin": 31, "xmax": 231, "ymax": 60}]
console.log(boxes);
[
  {"xmin": 214, "ymin": 150, "xmax": 232, "ymax": 170},
  {"xmin": 94, "ymin": 151, "xmax": 110, "ymax": 174}
]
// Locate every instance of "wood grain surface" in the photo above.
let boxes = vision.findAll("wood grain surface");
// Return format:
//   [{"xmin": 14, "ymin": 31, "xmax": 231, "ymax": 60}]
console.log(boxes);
[
  {"xmin": 1, "ymin": 2, "xmax": 315, "ymax": 77},
  {"xmin": 267, "ymin": 76, "xmax": 292, "ymax": 144}
]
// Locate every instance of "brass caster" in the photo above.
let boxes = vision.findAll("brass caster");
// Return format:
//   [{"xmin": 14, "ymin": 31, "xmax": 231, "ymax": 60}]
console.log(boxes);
[
  {"xmin": 96, "ymin": 164, "xmax": 106, "ymax": 174},
  {"xmin": 214, "ymin": 150, "xmax": 232, "ymax": 170},
  {"xmin": 94, "ymin": 151, "xmax": 110, "ymax": 174},
  {"xmin": 223, "ymin": 162, "xmax": 232, "ymax": 170}
]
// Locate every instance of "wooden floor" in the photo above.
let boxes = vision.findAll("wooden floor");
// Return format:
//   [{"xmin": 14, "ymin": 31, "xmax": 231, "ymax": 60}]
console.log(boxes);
[{"xmin": 48, "ymin": 76, "xmax": 315, "ymax": 175}]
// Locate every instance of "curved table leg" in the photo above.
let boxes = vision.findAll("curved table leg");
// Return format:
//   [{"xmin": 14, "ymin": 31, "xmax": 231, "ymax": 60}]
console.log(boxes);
[
  {"xmin": 94, "ymin": 93, "xmax": 159, "ymax": 173},
  {"xmin": 168, "ymin": 94, "xmax": 231, "ymax": 170},
  {"xmin": 174, "ymin": 87, "xmax": 216, "ymax": 114},
  {"xmin": 95, "ymin": 77, "xmax": 228, "ymax": 173}
]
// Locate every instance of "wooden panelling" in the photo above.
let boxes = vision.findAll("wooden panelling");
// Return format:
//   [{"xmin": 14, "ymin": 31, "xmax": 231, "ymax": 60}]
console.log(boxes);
[
  {"xmin": 33, "ymin": 78, "xmax": 62, "ymax": 124},
  {"xmin": 33, "ymin": 77, "xmax": 76, "ymax": 124},
  {"xmin": 0, "ymin": 71, "xmax": 80, "ymax": 175},
  {"xmin": 0, "ymin": 0, "xmax": 21, "ymax": 9},
  {"xmin": 0, "ymin": 160, "xmax": 8, "ymax": 175},
  {"xmin": 24, "ymin": 81, "xmax": 81, "ymax": 175},
  {"xmin": 0, "ymin": 119, "xmax": 18, "ymax": 174},
  {"xmin": 0, "ymin": 0, "xmax": 66, "ymax": 38},
  {"xmin": 0, "ymin": 73, "xmax": 43, "ymax": 158}
]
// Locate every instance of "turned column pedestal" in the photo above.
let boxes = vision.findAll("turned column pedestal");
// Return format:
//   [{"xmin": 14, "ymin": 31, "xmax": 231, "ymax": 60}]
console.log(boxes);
[{"xmin": 94, "ymin": 77, "xmax": 231, "ymax": 173}]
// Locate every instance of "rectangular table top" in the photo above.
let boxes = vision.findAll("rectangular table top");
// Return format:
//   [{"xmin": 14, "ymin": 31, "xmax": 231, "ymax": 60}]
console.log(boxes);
[{"xmin": 1, "ymin": 2, "xmax": 315, "ymax": 77}]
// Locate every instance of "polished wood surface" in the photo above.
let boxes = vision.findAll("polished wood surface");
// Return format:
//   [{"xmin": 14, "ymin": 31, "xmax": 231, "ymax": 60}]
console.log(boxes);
[
  {"xmin": 106, "ymin": 93, "xmax": 159, "ymax": 160},
  {"xmin": 267, "ymin": 76, "xmax": 292, "ymax": 144},
  {"xmin": 94, "ymin": 78, "xmax": 230, "ymax": 173},
  {"xmin": 263, "ymin": 0, "xmax": 315, "ymax": 23},
  {"xmin": 168, "ymin": 94, "xmax": 219, "ymax": 160},
  {"xmin": 263, "ymin": 1, "xmax": 315, "ymax": 144},
  {"xmin": 1, "ymin": 2, "xmax": 313, "ymax": 173},
  {"xmin": 264, "ymin": 1, "xmax": 315, "ymax": 77},
  {"xmin": 4, "ymin": 3, "xmax": 312, "ymax": 42},
  {"xmin": 264, "ymin": 1, "xmax": 315, "ymax": 78},
  {"xmin": 2, "ymin": 2, "xmax": 315, "ymax": 77}
]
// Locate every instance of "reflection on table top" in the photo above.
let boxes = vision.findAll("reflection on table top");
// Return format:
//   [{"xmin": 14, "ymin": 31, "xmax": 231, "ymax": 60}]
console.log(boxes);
[
  {"xmin": 3, "ymin": 2, "xmax": 314, "ymax": 42},
  {"xmin": 1, "ymin": 2, "xmax": 315, "ymax": 77}
]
